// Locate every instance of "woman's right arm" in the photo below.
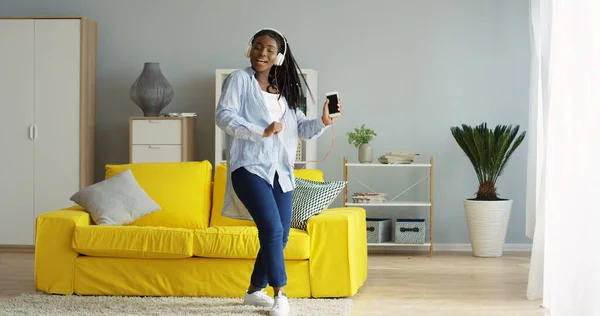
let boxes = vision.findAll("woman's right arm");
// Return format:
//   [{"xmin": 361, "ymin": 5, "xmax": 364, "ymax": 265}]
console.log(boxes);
[{"xmin": 215, "ymin": 72, "xmax": 265, "ymax": 142}]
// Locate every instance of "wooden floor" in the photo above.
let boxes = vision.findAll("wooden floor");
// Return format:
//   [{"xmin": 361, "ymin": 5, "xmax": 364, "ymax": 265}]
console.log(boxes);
[{"xmin": 0, "ymin": 250, "xmax": 544, "ymax": 315}]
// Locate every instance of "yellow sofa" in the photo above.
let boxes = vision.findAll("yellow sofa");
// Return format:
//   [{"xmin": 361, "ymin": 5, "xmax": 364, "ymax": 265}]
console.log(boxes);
[{"xmin": 34, "ymin": 161, "xmax": 367, "ymax": 298}]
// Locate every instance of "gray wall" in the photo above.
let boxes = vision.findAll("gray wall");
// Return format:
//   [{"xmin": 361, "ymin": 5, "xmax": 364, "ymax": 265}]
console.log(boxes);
[{"xmin": 0, "ymin": 0, "xmax": 532, "ymax": 245}]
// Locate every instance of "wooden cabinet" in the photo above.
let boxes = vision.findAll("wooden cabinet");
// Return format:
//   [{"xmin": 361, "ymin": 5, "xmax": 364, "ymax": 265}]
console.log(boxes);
[
  {"xmin": 0, "ymin": 17, "xmax": 97, "ymax": 246},
  {"xmin": 129, "ymin": 117, "xmax": 195, "ymax": 163}
]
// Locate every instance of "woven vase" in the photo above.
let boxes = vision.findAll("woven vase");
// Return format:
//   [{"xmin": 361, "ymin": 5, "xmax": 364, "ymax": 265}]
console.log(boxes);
[
  {"xmin": 130, "ymin": 62, "xmax": 174, "ymax": 117},
  {"xmin": 464, "ymin": 199, "xmax": 512, "ymax": 257}
]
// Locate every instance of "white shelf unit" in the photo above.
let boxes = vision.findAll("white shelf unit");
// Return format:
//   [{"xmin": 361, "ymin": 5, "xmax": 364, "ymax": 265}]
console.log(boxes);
[
  {"xmin": 343, "ymin": 156, "xmax": 435, "ymax": 256},
  {"xmin": 214, "ymin": 69, "xmax": 318, "ymax": 169}
]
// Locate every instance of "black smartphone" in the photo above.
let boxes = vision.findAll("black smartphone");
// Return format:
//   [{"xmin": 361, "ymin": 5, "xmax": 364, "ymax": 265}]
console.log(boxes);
[{"xmin": 326, "ymin": 91, "xmax": 341, "ymax": 118}]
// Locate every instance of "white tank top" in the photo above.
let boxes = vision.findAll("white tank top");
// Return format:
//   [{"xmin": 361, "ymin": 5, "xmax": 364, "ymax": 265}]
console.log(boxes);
[{"xmin": 262, "ymin": 90, "xmax": 284, "ymax": 122}]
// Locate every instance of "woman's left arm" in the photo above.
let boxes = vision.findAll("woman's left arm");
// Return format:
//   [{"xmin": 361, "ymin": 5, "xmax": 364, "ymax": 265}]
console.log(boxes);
[
  {"xmin": 296, "ymin": 108, "xmax": 328, "ymax": 140},
  {"xmin": 296, "ymin": 98, "xmax": 343, "ymax": 140}
]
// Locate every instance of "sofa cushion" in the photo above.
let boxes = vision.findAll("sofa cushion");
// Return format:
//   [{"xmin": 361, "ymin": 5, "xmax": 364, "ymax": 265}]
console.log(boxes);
[
  {"xmin": 209, "ymin": 163, "xmax": 326, "ymax": 227},
  {"xmin": 73, "ymin": 225, "xmax": 194, "ymax": 259},
  {"xmin": 193, "ymin": 226, "xmax": 310, "ymax": 260},
  {"xmin": 105, "ymin": 161, "xmax": 212, "ymax": 229},
  {"xmin": 69, "ymin": 169, "xmax": 161, "ymax": 225},
  {"xmin": 291, "ymin": 178, "xmax": 346, "ymax": 231},
  {"xmin": 209, "ymin": 164, "xmax": 253, "ymax": 227},
  {"xmin": 293, "ymin": 169, "xmax": 326, "ymax": 182}
]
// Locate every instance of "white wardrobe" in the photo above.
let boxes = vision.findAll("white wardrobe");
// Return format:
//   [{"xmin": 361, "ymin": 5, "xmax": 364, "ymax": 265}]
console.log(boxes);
[{"xmin": 0, "ymin": 17, "xmax": 97, "ymax": 246}]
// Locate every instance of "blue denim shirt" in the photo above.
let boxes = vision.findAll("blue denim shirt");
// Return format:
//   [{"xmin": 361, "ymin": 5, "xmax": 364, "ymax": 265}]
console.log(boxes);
[{"xmin": 215, "ymin": 67, "xmax": 328, "ymax": 221}]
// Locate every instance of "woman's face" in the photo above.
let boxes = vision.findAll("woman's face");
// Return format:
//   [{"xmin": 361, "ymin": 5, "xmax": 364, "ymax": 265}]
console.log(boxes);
[{"xmin": 249, "ymin": 35, "xmax": 279, "ymax": 73}]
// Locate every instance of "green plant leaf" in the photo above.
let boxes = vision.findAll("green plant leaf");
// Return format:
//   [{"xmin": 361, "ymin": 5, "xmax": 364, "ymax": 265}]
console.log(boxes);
[
  {"xmin": 450, "ymin": 122, "xmax": 526, "ymax": 200},
  {"xmin": 346, "ymin": 124, "xmax": 377, "ymax": 149}
]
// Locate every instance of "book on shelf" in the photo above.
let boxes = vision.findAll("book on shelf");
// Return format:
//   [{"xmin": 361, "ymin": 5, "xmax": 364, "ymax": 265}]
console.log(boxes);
[
  {"xmin": 352, "ymin": 192, "xmax": 386, "ymax": 203},
  {"xmin": 378, "ymin": 152, "xmax": 419, "ymax": 164}
]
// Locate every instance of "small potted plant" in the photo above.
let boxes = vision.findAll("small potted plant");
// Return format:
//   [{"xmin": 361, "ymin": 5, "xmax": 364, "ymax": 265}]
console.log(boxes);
[
  {"xmin": 450, "ymin": 122, "xmax": 526, "ymax": 257},
  {"xmin": 346, "ymin": 124, "xmax": 377, "ymax": 163}
]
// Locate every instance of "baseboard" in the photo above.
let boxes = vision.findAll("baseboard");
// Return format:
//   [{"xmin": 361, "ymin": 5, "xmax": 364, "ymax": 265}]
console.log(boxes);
[
  {"xmin": 0, "ymin": 245, "xmax": 35, "ymax": 253},
  {"xmin": 367, "ymin": 243, "xmax": 532, "ymax": 255},
  {"xmin": 433, "ymin": 243, "xmax": 532, "ymax": 252}
]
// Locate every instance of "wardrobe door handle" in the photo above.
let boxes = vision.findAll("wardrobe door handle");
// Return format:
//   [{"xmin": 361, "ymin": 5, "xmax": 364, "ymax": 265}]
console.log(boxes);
[
  {"xmin": 29, "ymin": 125, "xmax": 34, "ymax": 140},
  {"xmin": 148, "ymin": 145, "xmax": 162, "ymax": 149},
  {"xmin": 33, "ymin": 125, "xmax": 38, "ymax": 140}
]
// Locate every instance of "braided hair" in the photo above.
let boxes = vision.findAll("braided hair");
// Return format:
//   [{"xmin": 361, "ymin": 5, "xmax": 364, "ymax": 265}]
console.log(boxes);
[{"xmin": 252, "ymin": 29, "xmax": 314, "ymax": 112}]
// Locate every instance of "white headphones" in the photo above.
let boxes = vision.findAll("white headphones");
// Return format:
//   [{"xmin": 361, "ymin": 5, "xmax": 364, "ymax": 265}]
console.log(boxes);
[{"xmin": 244, "ymin": 28, "xmax": 287, "ymax": 66}]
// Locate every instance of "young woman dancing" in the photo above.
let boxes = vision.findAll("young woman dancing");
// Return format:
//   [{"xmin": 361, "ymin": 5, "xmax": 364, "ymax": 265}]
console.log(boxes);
[{"xmin": 215, "ymin": 28, "xmax": 342, "ymax": 316}]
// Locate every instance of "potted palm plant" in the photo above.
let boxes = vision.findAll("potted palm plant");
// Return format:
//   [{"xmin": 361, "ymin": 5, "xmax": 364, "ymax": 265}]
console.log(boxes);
[{"xmin": 450, "ymin": 123, "xmax": 526, "ymax": 257}]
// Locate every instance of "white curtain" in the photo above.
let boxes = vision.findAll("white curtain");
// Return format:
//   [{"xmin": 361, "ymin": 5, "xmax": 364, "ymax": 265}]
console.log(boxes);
[
  {"xmin": 526, "ymin": 0, "xmax": 549, "ymax": 301},
  {"xmin": 526, "ymin": 0, "xmax": 600, "ymax": 315}
]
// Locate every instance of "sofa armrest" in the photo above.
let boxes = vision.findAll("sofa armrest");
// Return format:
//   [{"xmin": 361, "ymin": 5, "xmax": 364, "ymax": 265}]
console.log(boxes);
[
  {"xmin": 307, "ymin": 207, "xmax": 367, "ymax": 298},
  {"xmin": 35, "ymin": 205, "xmax": 91, "ymax": 294}
]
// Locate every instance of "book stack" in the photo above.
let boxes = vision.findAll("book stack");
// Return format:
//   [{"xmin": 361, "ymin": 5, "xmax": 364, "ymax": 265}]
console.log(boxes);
[
  {"xmin": 378, "ymin": 152, "xmax": 419, "ymax": 164},
  {"xmin": 352, "ymin": 192, "xmax": 387, "ymax": 204}
]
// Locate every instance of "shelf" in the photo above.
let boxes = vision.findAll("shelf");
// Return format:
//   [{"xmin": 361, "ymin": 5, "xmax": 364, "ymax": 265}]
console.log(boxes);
[
  {"xmin": 346, "ymin": 201, "xmax": 431, "ymax": 207},
  {"xmin": 368, "ymin": 242, "xmax": 432, "ymax": 247},
  {"xmin": 343, "ymin": 155, "xmax": 435, "ymax": 256},
  {"xmin": 346, "ymin": 162, "xmax": 431, "ymax": 167}
]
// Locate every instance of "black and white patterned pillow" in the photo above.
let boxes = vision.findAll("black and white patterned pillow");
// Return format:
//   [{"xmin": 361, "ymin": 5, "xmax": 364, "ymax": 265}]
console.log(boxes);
[{"xmin": 291, "ymin": 177, "xmax": 346, "ymax": 231}]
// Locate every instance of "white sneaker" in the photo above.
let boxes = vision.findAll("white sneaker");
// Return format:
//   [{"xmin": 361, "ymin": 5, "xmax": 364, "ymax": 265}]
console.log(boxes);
[
  {"xmin": 243, "ymin": 289, "xmax": 274, "ymax": 307},
  {"xmin": 270, "ymin": 290, "xmax": 290, "ymax": 316}
]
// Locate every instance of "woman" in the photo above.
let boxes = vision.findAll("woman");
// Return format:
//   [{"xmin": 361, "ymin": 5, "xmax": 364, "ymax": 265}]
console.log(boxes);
[{"xmin": 215, "ymin": 28, "xmax": 342, "ymax": 316}]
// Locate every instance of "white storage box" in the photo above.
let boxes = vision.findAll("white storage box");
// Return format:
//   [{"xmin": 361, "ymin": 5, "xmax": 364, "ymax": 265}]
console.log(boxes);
[
  {"xmin": 395, "ymin": 219, "xmax": 426, "ymax": 244},
  {"xmin": 366, "ymin": 218, "xmax": 392, "ymax": 243}
]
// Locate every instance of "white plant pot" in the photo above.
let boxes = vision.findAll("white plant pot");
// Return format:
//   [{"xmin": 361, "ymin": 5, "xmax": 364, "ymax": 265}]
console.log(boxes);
[{"xmin": 463, "ymin": 199, "xmax": 512, "ymax": 257}]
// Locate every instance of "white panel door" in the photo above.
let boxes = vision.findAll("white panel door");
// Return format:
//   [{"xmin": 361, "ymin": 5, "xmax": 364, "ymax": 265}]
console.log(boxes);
[
  {"xmin": 34, "ymin": 19, "xmax": 81, "ymax": 219},
  {"xmin": 0, "ymin": 19, "xmax": 35, "ymax": 245}
]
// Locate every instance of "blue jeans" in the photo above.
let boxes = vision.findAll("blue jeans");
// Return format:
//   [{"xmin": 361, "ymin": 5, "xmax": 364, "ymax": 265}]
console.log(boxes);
[{"xmin": 231, "ymin": 167, "xmax": 292, "ymax": 288}]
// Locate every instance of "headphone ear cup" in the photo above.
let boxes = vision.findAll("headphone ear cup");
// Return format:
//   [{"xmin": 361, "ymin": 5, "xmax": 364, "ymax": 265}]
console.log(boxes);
[
  {"xmin": 244, "ymin": 44, "xmax": 251, "ymax": 58},
  {"xmin": 275, "ymin": 53, "xmax": 284, "ymax": 66}
]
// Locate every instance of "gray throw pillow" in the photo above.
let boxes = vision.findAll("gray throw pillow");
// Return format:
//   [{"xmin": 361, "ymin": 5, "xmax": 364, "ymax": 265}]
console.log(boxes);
[{"xmin": 70, "ymin": 169, "xmax": 161, "ymax": 225}]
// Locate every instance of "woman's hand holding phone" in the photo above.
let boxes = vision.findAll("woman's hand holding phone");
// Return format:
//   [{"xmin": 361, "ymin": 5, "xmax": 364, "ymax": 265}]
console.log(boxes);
[{"xmin": 322, "ymin": 92, "xmax": 343, "ymax": 126}]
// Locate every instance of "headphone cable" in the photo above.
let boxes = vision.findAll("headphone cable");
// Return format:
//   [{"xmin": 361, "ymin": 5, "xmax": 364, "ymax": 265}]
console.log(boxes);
[{"xmin": 272, "ymin": 67, "xmax": 335, "ymax": 170}]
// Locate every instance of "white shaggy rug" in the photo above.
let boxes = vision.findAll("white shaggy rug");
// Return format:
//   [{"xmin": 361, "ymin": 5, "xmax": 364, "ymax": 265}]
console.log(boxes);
[{"xmin": 0, "ymin": 292, "xmax": 353, "ymax": 316}]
